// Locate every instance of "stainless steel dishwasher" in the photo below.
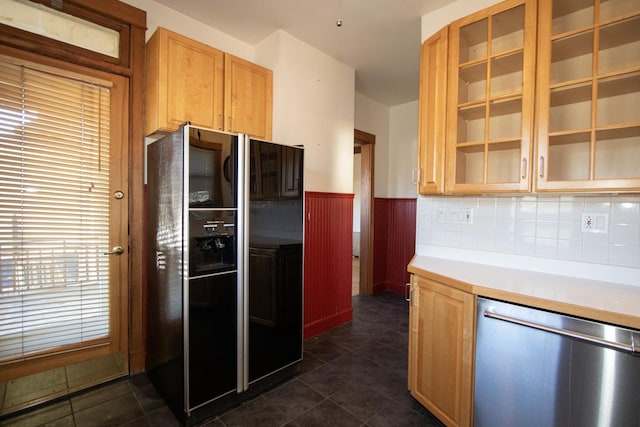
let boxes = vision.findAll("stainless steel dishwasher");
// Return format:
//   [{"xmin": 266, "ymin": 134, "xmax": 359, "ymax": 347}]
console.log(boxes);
[{"xmin": 474, "ymin": 297, "xmax": 640, "ymax": 427}]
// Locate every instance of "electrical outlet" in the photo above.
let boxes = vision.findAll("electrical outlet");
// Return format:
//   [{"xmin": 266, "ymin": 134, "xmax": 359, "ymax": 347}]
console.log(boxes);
[{"xmin": 581, "ymin": 212, "xmax": 608, "ymax": 233}]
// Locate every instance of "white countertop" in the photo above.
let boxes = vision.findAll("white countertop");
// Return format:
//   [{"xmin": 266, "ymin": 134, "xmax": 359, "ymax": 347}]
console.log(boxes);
[{"xmin": 409, "ymin": 249, "xmax": 640, "ymax": 329}]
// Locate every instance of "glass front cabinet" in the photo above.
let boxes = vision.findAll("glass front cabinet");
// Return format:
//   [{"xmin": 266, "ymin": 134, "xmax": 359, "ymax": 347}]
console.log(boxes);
[
  {"xmin": 535, "ymin": 0, "xmax": 640, "ymax": 192},
  {"xmin": 445, "ymin": 0, "xmax": 537, "ymax": 194},
  {"xmin": 420, "ymin": 0, "xmax": 640, "ymax": 195}
]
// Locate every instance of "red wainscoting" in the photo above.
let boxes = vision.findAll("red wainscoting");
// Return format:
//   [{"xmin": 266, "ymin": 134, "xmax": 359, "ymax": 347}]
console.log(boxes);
[
  {"xmin": 303, "ymin": 192, "xmax": 354, "ymax": 339},
  {"xmin": 373, "ymin": 198, "xmax": 417, "ymax": 295}
]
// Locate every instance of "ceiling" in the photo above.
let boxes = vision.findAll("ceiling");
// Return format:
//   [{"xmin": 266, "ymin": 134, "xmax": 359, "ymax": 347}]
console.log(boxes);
[{"xmin": 152, "ymin": 0, "xmax": 455, "ymax": 107}]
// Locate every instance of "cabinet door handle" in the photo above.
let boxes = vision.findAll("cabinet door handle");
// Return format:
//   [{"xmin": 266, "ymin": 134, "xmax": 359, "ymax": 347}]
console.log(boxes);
[
  {"xmin": 405, "ymin": 283, "xmax": 411, "ymax": 302},
  {"xmin": 539, "ymin": 156, "xmax": 545, "ymax": 178},
  {"xmin": 521, "ymin": 157, "xmax": 527, "ymax": 179},
  {"xmin": 218, "ymin": 114, "xmax": 223, "ymax": 130},
  {"xmin": 228, "ymin": 116, "xmax": 232, "ymax": 131}
]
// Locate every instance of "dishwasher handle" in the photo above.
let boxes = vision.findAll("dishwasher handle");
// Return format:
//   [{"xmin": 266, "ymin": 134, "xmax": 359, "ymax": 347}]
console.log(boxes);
[{"xmin": 484, "ymin": 309, "xmax": 639, "ymax": 355}]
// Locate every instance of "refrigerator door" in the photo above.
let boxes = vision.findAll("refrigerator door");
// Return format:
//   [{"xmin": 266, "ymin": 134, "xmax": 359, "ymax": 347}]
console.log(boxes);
[
  {"xmin": 184, "ymin": 126, "xmax": 241, "ymax": 411},
  {"xmin": 244, "ymin": 137, "xmax": 304, "ymax": 387}
]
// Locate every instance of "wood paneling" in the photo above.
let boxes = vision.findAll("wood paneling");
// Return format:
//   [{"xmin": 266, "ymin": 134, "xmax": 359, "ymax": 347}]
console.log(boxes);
[
  {"xmin": 374, "ymin": 198, "xmax": 417, "ymax": 295},
  {"xmin": 304, "ymin": 192, "xmax": 354, "ymax": 338}
]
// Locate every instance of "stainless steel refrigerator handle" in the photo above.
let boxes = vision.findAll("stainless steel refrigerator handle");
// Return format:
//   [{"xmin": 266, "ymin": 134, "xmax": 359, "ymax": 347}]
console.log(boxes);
[
  {"xmin": 242, "ymin": 134, "xmax": 250, "ymax": 392},
  {"xmin": 484, "ymin": 309, "xmax": 638, "ymax": 354},
  {"xmin": 236, "ymin": 133, "xmax": 247, "ymax": 393}
]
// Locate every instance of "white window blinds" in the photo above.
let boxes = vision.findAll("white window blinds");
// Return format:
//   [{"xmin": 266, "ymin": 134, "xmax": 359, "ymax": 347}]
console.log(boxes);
[{"xmin": 0, "ymin": 59, "xmax": 112, "ymax": 362}]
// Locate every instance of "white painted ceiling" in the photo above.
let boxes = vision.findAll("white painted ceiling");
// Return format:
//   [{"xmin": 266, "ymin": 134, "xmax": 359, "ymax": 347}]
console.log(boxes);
[{"xmin": 152, "ymin": 0, "xmax": 455, "ymax": 106}]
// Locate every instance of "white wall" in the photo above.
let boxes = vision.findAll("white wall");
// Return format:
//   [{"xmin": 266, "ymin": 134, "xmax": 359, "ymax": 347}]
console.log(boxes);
[
  {"xmin": 354, "ymin": 94, "xmax": 419, "ymax": 199},
  {"xmin": 354, "ymin": 93, "xmax": 389, "ymax": 197},
  {"xmin": 122, "ymin": 0, "xmax": 254, "ymax": 61},
  {"xmin": 389, "ymin": 101, "xmax": 419, "ymax": 198},
  {"xmin": 353, "ymin": 153, "xmax": 361, "ymax": 232},
  {"xmin": 257, "ymin": 30, "xmax": 355, "ymax": 193}
]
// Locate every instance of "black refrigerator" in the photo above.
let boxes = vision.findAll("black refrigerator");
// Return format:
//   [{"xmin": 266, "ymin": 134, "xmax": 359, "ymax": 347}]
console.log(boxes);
[{"xmin": 145, "ymin": 124, "xmax": 303, "ymax": 424}]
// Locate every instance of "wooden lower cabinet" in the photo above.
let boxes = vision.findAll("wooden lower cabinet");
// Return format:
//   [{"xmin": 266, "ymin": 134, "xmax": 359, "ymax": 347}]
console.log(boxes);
[{"xmin": 408, "ymin": 275, "xmax": 475, "ymax": 427}]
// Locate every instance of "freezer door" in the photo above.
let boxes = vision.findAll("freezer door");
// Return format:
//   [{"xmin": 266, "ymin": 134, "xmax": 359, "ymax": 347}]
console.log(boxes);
[{"xmin": 245, "ymin": 138, "xmax": 304, "ymax": 385}]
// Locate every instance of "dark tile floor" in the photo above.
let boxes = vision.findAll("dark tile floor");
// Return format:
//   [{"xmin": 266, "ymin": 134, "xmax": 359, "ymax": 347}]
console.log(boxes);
[{"xmin": 0, "ymin": 292, "xmax": 443, "ymax": 427}]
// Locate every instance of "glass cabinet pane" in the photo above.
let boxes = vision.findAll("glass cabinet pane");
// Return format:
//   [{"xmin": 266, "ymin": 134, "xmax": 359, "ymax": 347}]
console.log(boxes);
[
  {"xmin": 457, "ymin": 105, "xmax": 486, "ymax": 143},
  {"xmin": 552, "ymin": 0, "xmax": 594, "ymax": 35},
  {"xmin": 459, "ymin": 19, "xmax": 488, "ymax": 63},
  {"xmin": 549, "ymin": 84, "xmax": 592, "ymax": 132},
  {"xmin": 456, "ymin": 145, "xmax": 485, "ymax": 184},
  {"xmin": 594, "ymin": 127, "xmax": 640, "ymax": 178},
  {"xmin": 600, "ymin": 0, "xmax": 640, "ymax": 21},
  {"xmin": 550, "ymin": 31, "xmax": 594, "ymax": 84},
  {"xmin": 487, "ymin": 141, "xmax": 522, "ymax": 183},
  {"xmin": 458, "ymin": 62, "xmax": 487, "ymax": 103},
  {"xmin": 596, "ymin": 73, "xmax": 640, "ymax": 127},
  {"xmin": 488, "ymin": 99, "xmax": 522, "ymax": 140},
  {"xmin": 490, "ymin": 52, "xmax": 524, "ymax": 97},
  {"xmin": 547, "ymin": 133, "xmax": 591, "ymax": 181},
  {"xmin": 598, "ymin": 17, "xmax": 640, "ymax": 74},
  {"xmin": 491, "ymin": 5, "xmax": 525, "ymax": 54}
]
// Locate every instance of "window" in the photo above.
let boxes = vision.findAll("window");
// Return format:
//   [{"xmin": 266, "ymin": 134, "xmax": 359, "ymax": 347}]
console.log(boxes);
[{"xmin": 0, "ymin": 58, "xmax": 114, "ymax": 362}]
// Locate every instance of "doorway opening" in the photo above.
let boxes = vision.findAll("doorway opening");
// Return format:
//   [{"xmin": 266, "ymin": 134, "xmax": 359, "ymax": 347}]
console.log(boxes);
[{"xmin": 353, "ymin": 129, "xmax": 375, "ymax": 296}]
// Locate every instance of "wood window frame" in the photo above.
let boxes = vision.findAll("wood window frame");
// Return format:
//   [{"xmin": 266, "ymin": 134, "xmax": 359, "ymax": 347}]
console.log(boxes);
[{"xmin": 0, "ymin": 0, "xmax": 147, "ymax": 373}]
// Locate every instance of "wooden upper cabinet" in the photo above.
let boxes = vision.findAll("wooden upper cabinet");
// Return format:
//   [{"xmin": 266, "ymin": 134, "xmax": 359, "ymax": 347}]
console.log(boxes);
[
  {"xmin": 535, "ymin": 0, "xmax": 640, "ymax": 192},
  {"xmin": 418, "ymin": 27, "xmax": 448, "ymax": 195},
  {"xmin": 445, "ymin": 0, "xmax": 537, "ymax": 194},
  {"xmin": 145, "ymin": 28, "xmax": 273, "ymax": 140},
  {"xmin": 409, "ymin": 275, "xmax": 475, "ymax": 427},
  {"xmin": 224, "ymin": 54, "xmax": 273, "ymax": 140},
  {"xmin": 146, "ymin": 27, "xmax": 225, "ymax": 135}
]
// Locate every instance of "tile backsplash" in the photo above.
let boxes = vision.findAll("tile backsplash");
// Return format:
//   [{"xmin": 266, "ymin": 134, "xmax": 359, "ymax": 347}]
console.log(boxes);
[{"xmin": 417, "ymin": 195, "xmax": 640, "ymax": 269}]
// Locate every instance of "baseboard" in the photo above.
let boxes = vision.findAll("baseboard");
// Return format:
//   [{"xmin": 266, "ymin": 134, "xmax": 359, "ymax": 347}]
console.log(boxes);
[
  {"xmin": 373, "ymin": 281, "xmax": 408, "ymax": 296},
  {"xmin": 303, "ymin": 308, "xmax": 353, "ymax": 339}
]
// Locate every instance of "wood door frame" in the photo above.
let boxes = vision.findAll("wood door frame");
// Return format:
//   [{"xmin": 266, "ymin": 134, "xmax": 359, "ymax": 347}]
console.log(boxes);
[
  {"xmin": 0, "ymin": 0, "xmax": 147, "ymax": 373},
  {"xmin": 354, "ymin": 129, "xmax": 375, "ymax": 296}
]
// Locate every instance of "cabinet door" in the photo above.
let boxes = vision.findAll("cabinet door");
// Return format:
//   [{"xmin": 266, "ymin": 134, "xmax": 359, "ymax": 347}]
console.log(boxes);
[
  {"xmin": 224, "ymin": 54, "xmax": 273, "ymax": 140},
  {"xmin": 409, "ymin": 275, "xmax": 475, "ymax": 427},
  {"xmin": 418, "ymin": 27, "xmax": 448, "ymax": 195},
  {"xmin": 445, "ymin": 0, "xmax": 536, "ymax": 194},
  {"xmin": 249, "ymin": 248, "xmax": 278, "ymax": 327},
  {"xmin": 535, "ymin": 0, "xmax": 640, "ymax": 192},
  {"xmin": 145, "ymin": 27, "xmax": 224, "ymax": 135}
]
